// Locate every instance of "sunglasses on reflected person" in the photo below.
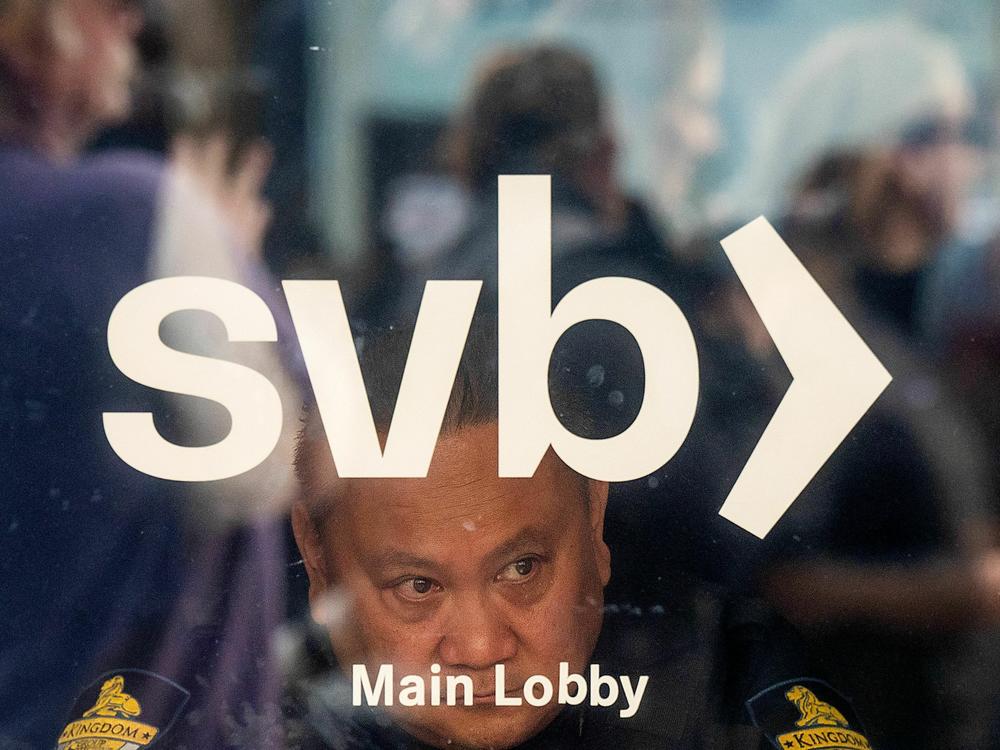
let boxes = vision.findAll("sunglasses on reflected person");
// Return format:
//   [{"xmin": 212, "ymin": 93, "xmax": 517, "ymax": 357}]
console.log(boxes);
[{"xmin": 900, "ymin": 116, "xmax": 992, "ymax": 150}]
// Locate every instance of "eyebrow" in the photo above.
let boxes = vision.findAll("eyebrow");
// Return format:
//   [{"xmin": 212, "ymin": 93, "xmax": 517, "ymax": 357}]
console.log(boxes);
[
  {"xmin": 485, "ymin": 526, "xmax": 553, "ymax": 568},
  {"xmin": 370, "ymin": 549, "xmax": 445, "ymax": 576}
]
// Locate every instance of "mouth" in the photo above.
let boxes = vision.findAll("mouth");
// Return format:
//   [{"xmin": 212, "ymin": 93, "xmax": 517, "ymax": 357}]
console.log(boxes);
[{"xmin": 472, "ymin": 692, "xmax": 495, "ymax": 705}]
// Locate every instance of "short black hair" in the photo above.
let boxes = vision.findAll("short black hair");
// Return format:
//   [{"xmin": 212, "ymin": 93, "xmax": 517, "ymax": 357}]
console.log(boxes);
[{"xmin": 294, "ymin": 319, "xmax": 596, "ymax": 521}]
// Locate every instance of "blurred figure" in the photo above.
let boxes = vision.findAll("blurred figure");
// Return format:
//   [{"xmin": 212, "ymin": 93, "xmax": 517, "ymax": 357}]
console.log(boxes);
[
  {"xmin": 922, "ymin": 93, "xmax": 1000, "ymax": 498},
  {"xmin": 389, "ymin": 41, "xmax": 652, "ymax": 411},
  {"xmin": 426, "ymin": 43, "xmax": 635, "ymax": 300},
  {"xmin": 389, "ymin": 43, "xmax": 759, "ymax": 602},
  {"xmin": 924, "ymin": 233, "xmax": 1000, "ymax": 491},
  {"xmin": 719, "ymin": 16, "xmax": 974, "ymax": 228},
  {"xmin": 755, "ymin": 153, "xmax": 1000, "ymax": 749},
  {"xmin": 0, "ymin": 0, "xmax": 142, "ymax": 157},
  {"xmin": 704, "ymin": 21, "xmax": 1000, "ymax": 746},
  {"xmin": 524, "ymin": 0, "xmax": 723, "ymax": 245},
  {"xmin": 0, "ymin": 1, "xmax": 299, "ymax": 746}
]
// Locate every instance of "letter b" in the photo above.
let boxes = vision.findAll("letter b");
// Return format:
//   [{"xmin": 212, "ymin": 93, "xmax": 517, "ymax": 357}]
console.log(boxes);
[
  {"xmin": 558, "ymin": 662, "xmax": 586, "ymax": 705},
  {"xmin": 498, "ymin": 175, "xmax": 699, "ymax": 481},
  {"xmin": 589, "ymin": 665, "xmax": 619, "ymax": 707}
]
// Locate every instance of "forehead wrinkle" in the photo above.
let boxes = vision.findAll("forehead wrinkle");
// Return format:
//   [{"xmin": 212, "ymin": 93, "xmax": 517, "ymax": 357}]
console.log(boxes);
[
  {"xmin": 369, "ymin": 521, "xmax": 559, "ymax": 580},
  {"xmin": 371, "ymin": 546, "xmax": 445, "ymax": 575},
  {"xmin": 384, "ymin": 465, "xmax": 581, "ymax": 531},
  {"xmin": 433, "ymin": 491, "xmax": 520, "ymax": 526},
  {"xmin": 384, "ymin": 484, "xmax": 521, "ymax": 528},
  {"xmin": 322, "ymin": 425, "xmax": 586, "ymax": 545}
]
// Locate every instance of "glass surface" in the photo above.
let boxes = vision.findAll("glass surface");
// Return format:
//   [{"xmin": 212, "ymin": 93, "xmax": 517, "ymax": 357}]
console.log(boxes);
[{"xmin": 2, "ymin": 2, "xmax": 999, "ymax": 749}]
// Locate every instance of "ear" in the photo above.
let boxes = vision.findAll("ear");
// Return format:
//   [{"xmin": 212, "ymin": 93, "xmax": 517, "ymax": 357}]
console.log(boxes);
[
  {"xmin": 587, "ymin": 480, "xmax": 611, "ymax": 587},
  {"xmin": 291, "ymin": 502, "xmax": 332, "ymax": 606}
]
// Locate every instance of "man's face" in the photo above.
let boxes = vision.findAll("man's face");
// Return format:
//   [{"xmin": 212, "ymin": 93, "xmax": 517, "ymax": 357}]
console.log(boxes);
[
  {"xmin": 51, "ymin": 0, "xmax": 141, "ymax": 129},
  {"xmin": 294, "ymin": 424, "xmax": 611, "ymax": 749}
]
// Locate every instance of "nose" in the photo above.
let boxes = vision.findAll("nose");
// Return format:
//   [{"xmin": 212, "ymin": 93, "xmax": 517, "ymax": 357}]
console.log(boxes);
[{"xmin": 438, "ymin": 595, "xmax": 518, "ymax": 671}]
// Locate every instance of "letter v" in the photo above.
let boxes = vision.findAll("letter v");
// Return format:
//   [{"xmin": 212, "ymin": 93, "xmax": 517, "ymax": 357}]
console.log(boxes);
[{"xmin": 283, "ymin": 280, "xmax": 481, "ymax": 476}]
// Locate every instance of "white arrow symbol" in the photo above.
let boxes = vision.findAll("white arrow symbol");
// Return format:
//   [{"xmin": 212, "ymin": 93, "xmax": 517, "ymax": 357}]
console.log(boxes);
[{"xmin": 717, "ymin": 217, "xmax": 892, "ymax": 538}]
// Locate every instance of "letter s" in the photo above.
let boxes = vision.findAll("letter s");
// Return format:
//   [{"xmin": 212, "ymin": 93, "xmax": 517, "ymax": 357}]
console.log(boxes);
[{"xmin": 103, "ymin": 276, "xmax": 282, "ymax": 481}]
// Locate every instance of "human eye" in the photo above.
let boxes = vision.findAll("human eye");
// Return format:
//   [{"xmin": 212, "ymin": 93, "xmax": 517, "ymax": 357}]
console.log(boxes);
[
  {"xmin": 392, "ymin": 576, "xmax": 443, "ymax": 603},
  {"xmin": 495, "ymin": 556, "xmax": 542, "ymax": 583}
]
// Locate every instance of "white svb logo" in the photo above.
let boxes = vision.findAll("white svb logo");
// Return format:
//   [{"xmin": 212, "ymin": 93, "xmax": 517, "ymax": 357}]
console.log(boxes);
[{"xmin": 102, "ymin": 175, "xmax": 890, "ymax": 538}]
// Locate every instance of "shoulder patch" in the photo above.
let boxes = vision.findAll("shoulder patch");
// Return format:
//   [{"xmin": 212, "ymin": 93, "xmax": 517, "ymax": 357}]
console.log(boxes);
[
  {"xmin": 57, "ymin": 669, "xmax": 188, "ymax": 749},
  {"xmin": 746, "ymin": 678, "xmax": 872, "ymax": 750}
]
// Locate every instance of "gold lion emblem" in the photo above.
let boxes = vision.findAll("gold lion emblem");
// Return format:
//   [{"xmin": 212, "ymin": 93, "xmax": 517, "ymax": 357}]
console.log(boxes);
[
  {"xmin": 785, "ymin": 685, "xmax": 848, "ymax": 728},
  {"xmin": 82, "ymin": 675, "xmax": 142, "ymax": 719}
]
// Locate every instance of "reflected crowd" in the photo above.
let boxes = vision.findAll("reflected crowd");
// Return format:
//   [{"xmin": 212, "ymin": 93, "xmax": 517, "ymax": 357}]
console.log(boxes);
[{"xmin": 3, "ymin": 2, "xmax": 1000, "ymax": 749}]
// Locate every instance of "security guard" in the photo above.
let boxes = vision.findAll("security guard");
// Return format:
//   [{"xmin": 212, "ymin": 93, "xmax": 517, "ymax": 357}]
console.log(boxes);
[{"xmin": 281, "ymin": 325, "xmax": 872, "ymax": 750}]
